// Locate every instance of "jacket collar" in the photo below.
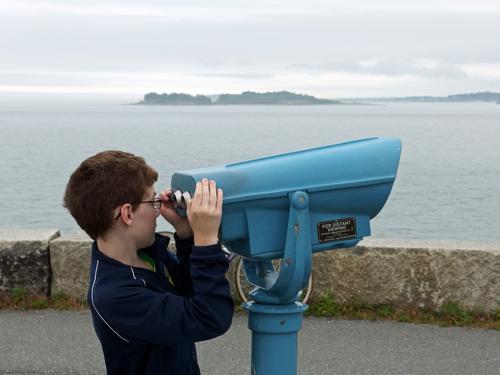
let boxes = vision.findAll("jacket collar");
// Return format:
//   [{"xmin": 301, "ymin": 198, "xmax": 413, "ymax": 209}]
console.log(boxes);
[{"xmin": 92, "ymin": 232, "xmax": 171, "ymax": 267}]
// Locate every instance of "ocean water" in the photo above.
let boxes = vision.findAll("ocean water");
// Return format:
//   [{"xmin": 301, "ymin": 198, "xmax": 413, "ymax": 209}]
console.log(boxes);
[{"xmin": 0, "ymin": 101, "xmax": 499, "ymax": 241}]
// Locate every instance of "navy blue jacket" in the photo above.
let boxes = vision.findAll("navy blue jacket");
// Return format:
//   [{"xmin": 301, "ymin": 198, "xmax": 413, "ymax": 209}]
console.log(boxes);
[{"xmin": 87, "ymin": 233, "xmax": 234, "ymax": 375}]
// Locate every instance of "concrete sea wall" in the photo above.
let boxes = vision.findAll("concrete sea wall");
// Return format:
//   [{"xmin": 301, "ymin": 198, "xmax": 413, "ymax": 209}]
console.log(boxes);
[
  {"xmin": 0, "ymin": 230, "xmax": 60, "ymax": 296},
  {"xmin": 1, "ymin": 230, "xmax": 499, "ymax": 312}
]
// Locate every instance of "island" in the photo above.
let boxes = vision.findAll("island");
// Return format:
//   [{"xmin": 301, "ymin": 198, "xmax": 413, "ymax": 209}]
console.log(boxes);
[{"xmin": 135, "ymin": 91, "xmax": 341, "ymax": 105}]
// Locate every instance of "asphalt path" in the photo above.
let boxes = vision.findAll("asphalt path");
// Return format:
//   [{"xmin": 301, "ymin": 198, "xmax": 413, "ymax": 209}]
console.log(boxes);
[{"xmin": 0, "ymin": 310, "xmax": 499, "ymax": 374}]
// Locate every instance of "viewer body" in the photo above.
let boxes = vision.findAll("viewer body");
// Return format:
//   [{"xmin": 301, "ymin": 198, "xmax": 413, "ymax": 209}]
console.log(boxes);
[{"xmin": 64, "ymin": 151, "xmax": 233, "ymax": 375}]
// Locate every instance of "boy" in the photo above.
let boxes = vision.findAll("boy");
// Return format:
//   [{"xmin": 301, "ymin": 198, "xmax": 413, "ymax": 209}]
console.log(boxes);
[{"xmin": 63, "ymin": 150, "xmax": 234, "ymax": 375}]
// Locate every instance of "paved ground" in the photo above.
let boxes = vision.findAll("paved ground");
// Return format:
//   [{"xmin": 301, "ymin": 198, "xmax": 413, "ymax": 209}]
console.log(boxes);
[{"xmin": 0, "ymin": 310, "xmax": 499, "ymax": 374}]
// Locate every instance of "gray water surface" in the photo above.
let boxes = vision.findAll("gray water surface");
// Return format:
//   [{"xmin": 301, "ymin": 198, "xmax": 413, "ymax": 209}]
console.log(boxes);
[{"xmin": 0, "ymin": 102, "xmax": 499, "ymax": 240}]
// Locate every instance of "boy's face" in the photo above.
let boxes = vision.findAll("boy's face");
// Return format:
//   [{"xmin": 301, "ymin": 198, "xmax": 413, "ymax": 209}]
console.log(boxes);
[{"xmin": 131, "ymin": 185, "xmax": 159, "ymax": 249}]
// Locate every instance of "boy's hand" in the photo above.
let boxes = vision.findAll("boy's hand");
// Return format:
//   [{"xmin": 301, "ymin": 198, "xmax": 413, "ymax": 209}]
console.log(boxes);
[
  {"xmin": 159, "ymin": 190, "xmax": 193, "ymax": 239},
  {"xmin": 186, "ymin": 178, "xmax": 223, "ymax": 246}
]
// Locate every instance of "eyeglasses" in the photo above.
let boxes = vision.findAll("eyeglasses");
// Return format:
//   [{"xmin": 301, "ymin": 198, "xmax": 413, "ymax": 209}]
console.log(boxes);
[{"xmin": 114, "ymin": 198, "xmax": 163, "ymax": 220}]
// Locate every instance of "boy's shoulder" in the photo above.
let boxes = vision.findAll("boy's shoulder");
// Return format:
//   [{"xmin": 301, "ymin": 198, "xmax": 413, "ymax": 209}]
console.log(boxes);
[
  {"xmin": 88, "ymin": 233, "xmax": 171, "ymax": 294},
  {"xmin": 92, "ymin": 232, "xmax": 171, "ymax": 264},
  {"xmin": 88, "ymin": 250, "xmax": 135, "ymax": 304}
]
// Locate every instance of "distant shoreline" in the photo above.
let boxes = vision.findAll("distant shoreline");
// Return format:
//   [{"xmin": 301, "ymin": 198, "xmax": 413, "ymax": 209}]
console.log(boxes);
[
  {"xmin": 132, "ymin": 90, "xmax": 500, "ymax": 106},
  {"xmin": 340, "ymin": 91, "xmax": 500, "ymax": 103},
  {"xmin": 130, "ymin": 101, "xmax": 371, "ymax": 106}
]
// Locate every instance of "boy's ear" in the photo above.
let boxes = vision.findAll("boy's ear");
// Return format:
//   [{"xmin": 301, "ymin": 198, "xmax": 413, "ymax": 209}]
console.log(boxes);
[{"xmin": 118, "ymin": 204, "xmax": 134, "ymax": 225}]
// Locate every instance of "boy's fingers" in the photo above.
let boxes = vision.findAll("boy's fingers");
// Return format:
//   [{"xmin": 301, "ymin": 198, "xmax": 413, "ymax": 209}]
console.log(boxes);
[
  {"xmin": 209, "ymin": 180, "xmax": 217, "ymax": 208},
  {"xmin": 192, "ymin": 181, "xmax": 202, "ymax": 207},
  {"xmin": 160, "ymin": 190, "xmax": 174, "ymax": 202},
  {"xmin": 184, "ymin": 187, "xmax": 194, "ymax": 217},
  {"xmin": 201, "ymin": 178, "xmax": 209, "ymax": 207},
  {"xmin": 185, "ymin": 193, "xmax": 192, "ymax": 213},
  {"xmin": 216, "ymin": 188, "xmax": 223, "ymax": 212}
]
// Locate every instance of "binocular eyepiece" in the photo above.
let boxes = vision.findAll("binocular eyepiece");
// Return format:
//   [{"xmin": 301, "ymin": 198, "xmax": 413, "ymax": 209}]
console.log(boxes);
[{"xmin": 170, "ymin": 190, "xmax": 191, "ymax": 210}]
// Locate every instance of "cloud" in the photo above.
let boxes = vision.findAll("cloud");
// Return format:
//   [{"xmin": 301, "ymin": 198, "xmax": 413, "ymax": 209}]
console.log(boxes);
[
  {"xmin": 364, "ymin": 60, "xmax": 469, "ymax": 80},
  {"xmin": 192, "ymin": 72, "xmax": 274, "ymax": 79},
  {"xmin": 0, "ymin": 1, "xmax": 499, "ymax": 96},
  {"xmin": 289, "ymin": 59, "xmax": 469, "ymax": 80},
  {"xmin": 2, "ymin": 0, "xmax": 500, "ymax": 18},
  {"xmin": 0, "ymin": 1, "xmax": 314, "ymax": 21}
]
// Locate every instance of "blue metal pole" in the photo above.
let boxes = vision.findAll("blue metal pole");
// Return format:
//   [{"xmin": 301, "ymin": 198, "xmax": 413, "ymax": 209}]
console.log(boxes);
[
  {"xmin": 243, "ymin": 302, "xmax": 308, "ymax": 375},
  {"xmin": 242, "ymin": 191, "xmax": 312, "ymax": 374}
]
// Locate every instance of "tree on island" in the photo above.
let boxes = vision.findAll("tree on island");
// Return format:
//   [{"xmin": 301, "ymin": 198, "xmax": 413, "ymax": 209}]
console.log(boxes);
[
  {"xmin": 140, "ymin": 92, "xmax": 212, "ymax": 105},
  {"xmin": 215, "ymin": 91, "xmax": 339, "ymax": 105}
]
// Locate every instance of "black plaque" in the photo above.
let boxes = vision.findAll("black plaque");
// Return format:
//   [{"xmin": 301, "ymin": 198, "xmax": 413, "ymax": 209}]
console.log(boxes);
[{"xmin": 317, "ymin": 217, "xmax": 357, "ymax": 243}]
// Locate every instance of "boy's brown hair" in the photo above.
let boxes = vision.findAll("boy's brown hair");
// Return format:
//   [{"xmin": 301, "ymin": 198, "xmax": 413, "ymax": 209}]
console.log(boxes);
[{"xmin": 63, "ymin": 150, "xmax": 158, "ymax": 240}]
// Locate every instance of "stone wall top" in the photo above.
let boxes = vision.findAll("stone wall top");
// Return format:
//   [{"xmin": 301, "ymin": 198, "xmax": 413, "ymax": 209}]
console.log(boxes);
[
  {"xmin": 359, "ymin": 238, "xmax": 500, "ymax": 253},
  {"xmin": 0, "ymin": 229, "xmax": 60, "ymax": 243},
  {"xmin": 51, "ymin": 232, "xmax": 92, "ymax": 243}
]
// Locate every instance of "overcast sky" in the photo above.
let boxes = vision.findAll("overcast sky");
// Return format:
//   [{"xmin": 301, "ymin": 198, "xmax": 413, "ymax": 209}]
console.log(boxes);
[{"xmin": 1, "ymin": 0, "xmax": 499, "ymax": 98}]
